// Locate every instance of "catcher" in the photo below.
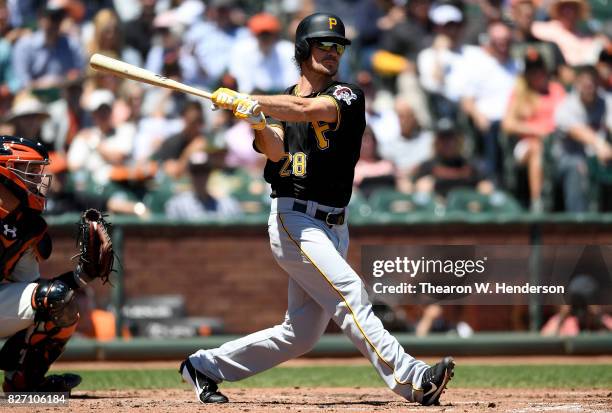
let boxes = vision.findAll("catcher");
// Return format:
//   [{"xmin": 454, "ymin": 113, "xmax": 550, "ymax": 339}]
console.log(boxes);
[{"xmin": 0, "ymin": 135, "xmax": 113, "ymax": 392}]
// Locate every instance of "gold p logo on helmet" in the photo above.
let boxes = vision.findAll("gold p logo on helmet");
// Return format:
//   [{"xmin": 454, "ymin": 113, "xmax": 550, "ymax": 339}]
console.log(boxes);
[{"xmin": 328, "ymin": 17, "xmax": 337, "ymax": 30}]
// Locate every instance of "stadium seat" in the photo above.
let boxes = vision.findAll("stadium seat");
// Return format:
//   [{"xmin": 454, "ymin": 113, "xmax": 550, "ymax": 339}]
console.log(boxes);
[
  {"xmin": 348, "ymin": 190, "xmax": 373, "ymax": 221},
  {"xmin": 142, "ymin": 174, "xmax": 177, "ymax": 214},
  {"xmin": 231, "ymin": 185, "xmax": 270, "ymax": 215},
  {"xmin": 446, "ymin": 188, "xmax": 523, "ymax": 214},
  {"xmin": 589, "ymin": 0, "xmax": 612, "ymax": 22},
  {"xmin": 369, "ymin": 188, "xmax": 438, "ymax": 215},
  {"xmin": 585, "ymin": 156, "xmax": 612, "ymax": 211},
  {"xmin": 587, "ymin": 156, "xmax": 612, "ymax": 184}
]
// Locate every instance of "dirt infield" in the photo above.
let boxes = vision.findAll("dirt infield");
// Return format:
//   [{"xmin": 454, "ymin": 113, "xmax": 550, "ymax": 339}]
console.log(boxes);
[
  {"xmin": 4, "ymin": 357, "xmax": 609, "ymax": 412},
  {"xmin": 5, "ymin": 387, "xmax": 609, "ymax": 413}
]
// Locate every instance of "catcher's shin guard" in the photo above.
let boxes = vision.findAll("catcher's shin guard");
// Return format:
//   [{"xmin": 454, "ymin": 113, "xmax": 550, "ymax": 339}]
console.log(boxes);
[{"xmin": 1, "ymin": 278, "xmax": 80, "ymax": 391}]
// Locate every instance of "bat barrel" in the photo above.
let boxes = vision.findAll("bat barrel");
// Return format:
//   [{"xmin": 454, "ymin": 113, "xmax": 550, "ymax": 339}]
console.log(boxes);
[{"xmin": 89, "ymin": 53, "xmax": 212, "ymax": 100}]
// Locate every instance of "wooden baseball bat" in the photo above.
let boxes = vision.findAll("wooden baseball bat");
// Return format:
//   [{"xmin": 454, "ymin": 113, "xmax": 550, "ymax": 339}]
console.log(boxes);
[
  {"xmin": 90, "ymin": 53, "xmax": 262, "ymax": 115},
  {"xmin": 90, "ymin": 53, "xmax": 213, "ymax": 100}
]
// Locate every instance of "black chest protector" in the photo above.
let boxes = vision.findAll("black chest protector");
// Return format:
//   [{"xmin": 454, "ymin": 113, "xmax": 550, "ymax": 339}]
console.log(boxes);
[{"xmin": 0, "ymin": 210, "xmax": 50, "ymax": 280}]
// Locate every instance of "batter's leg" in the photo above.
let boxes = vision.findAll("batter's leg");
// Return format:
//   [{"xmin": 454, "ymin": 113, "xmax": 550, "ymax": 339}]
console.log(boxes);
[
  {"xmin": 189, "ymin": 277, "xmax": 331, "ymax": 383},
  {"xmin": 272, "ymin": 210, "xmax": 430, "ymax": 402}
]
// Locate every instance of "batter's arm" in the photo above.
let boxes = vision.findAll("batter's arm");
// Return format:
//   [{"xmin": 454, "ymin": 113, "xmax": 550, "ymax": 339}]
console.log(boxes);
[
  {"xmin": 251, "ymin": 95, "xmax": 338, "ymax": 124},
  {"xmin": 254, "ymin": 124, "xmax": 285, "ymax": 162}
]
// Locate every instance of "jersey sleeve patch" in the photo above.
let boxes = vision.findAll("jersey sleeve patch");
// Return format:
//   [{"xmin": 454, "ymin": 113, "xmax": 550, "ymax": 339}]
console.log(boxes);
[{"xmin": 332, "ymin": 85, "xmax": 358, "ymax": 106}]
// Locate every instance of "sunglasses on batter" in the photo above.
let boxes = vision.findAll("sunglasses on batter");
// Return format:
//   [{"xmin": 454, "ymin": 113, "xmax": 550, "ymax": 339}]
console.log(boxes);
[{"xmin": 312, "ymin": 40, "xmax": 345, "ymax": 55}]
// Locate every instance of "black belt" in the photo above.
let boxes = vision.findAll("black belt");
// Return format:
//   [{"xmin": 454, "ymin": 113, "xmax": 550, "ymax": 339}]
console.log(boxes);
[{"xmin": 292, "ymin": 202, "xmax": 345, "ymax": 226}]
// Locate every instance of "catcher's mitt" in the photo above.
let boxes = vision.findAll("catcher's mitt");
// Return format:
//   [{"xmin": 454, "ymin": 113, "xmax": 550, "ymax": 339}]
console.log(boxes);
[{"xmin": 75, "ymin": 209, "xmax": 114, "ymax": 284}]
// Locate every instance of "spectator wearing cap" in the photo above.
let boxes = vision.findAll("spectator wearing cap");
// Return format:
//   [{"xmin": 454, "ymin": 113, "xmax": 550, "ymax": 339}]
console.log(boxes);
[
  {"xmin": 553, "ymin": 66, "xmax": 612, "ymax": 212},
  {"xmin": 459, "ymin": 21, "xmax": 520, "ymax": 182},
  {"xmin": 182, "ymin": 0, "xmax": 250, "ymax": 89},
  {"xmin": 502, "ymin": 48, "xmax": 566, "ymax": 212},
  {"xmin": 67, "ymin": 88, "xmax": 151, "ymax": 217},
  {"xmin": 509, "ymin": 0, "xmax": 566, "ymax": 80},
  {"xmin": 412, "ymin": 118, "xmax": 493, "ymax": 199},
  {"xmin": 416, "ymin": 2, "xmax": 482, "ymax": 121},
  {"xmin": 67, "ymin": 89, "xmax": 136, "ymax": 187},
  {"xmin": 165, "ymin": 151, "xmax": 242, "ymax": 220},
  {"xmin": 532, "ymin": 0, "xmax": 605, "ymax": 66},
  {"xmin": 11, "ymin": 4, "xmax": 83, "ymax": 90},
  {"xmin": 228, "ymin": 13, "xmax": 298, "ymax": 94},
  {"xmin": 3, "ymin": 92, "xmax": 49, "ymax": 141}
]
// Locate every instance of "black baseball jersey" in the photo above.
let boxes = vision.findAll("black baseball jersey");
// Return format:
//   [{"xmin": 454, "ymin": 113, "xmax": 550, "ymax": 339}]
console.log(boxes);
[{"xmin": 261, "ymin": 81, "xmax": 366, "ymax": 208}]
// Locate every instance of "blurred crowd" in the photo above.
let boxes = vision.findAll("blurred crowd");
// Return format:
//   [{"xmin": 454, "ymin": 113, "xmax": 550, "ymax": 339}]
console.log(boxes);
[{"xmin": 1, "ymin": 0, "xmax": 611, "ymax": 219}]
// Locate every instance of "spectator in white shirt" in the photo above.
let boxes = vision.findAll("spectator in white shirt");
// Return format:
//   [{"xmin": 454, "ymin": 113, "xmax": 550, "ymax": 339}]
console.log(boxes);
[
  {"xmin": 67, "ymin": 89, "xmax": 135, "ymax": 187},
  {"xmin": 229, "ymin": 13, "xmax": 299, "ymax": 94},
  {"xmin": 375, "ymin": 98, "xmax": 434, "ymax": 193},
  {"xmin": 181, "ymin": 0, "xmax": 250, "ymax": 89},
  {"xmin": 460, "ymin": 21, "xmax": 519, "ymax": 181},
  {"xmin": 416, "ymin": 3, "xmax": 481, "ymax": 121},
  {"xmin": 67, "ymin": 88, "xmax": 149, "ymax": 216},
  {"xmin": 554, "ymin": 66, "xmax": 612, "ymax": 211}
]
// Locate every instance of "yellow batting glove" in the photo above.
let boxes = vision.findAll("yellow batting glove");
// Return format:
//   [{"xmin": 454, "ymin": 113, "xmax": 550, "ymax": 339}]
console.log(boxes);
[
  {"xmin": 247, "ymin": 112, "xmax": 267, "ymax": 130},
  {"xmin": 211, "ymin": 87, "xmax": 249, "ymax": 110},
  {"xmin": 233, "ymin": 97, "xmax": 259, "ymax": 118},
  {"xmin": 233, "ymin": 97, "xmax": 266, "ymax": 130}
]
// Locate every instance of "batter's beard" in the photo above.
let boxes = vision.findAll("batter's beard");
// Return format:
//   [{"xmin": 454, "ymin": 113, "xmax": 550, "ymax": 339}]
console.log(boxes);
[
  {"xmin": 310, "ymin": 63, "xmax": 337, "ymax": 77},
  {"xmin": 303, "ymin": 57, "xmax": 338, "ymax": 78}
]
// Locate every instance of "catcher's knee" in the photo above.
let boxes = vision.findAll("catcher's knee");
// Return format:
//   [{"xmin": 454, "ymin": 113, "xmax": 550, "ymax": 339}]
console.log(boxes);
[{"xmin": 32, "ymin": 279, "xmax": 79, "ymax": 328}]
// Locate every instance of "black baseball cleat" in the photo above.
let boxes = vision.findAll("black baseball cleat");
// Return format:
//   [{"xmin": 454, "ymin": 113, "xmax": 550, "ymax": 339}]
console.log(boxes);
[
  {"xmin": 419, "ymin": 356, "xmax": 455, "ymax": 406},
  {"xmin": 37, "ymin": 373, "xmax": 82, "ymax": 393},
  {"xmin": 3, "ymin": 372, "xmax": 81, "ymax": 394},
  {"xmin": 179, "ymin": 358, "xmax": 228, "ymax": 403}
]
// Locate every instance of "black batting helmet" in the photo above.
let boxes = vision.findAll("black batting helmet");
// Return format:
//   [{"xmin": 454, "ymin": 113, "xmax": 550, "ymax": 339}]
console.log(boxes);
[{"xmin": 294, "ymin": 13, "xmax": 351, "ymax": 64}]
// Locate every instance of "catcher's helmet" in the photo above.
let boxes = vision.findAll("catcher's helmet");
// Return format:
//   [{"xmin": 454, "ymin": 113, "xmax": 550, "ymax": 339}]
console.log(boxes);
[
  {"xmin": 0, "ymin": 136, "xmax": 51, "ymax": 212},
  {"xmin": 294, "ymin": 13, "xmax": 351, "ymax": 64}
]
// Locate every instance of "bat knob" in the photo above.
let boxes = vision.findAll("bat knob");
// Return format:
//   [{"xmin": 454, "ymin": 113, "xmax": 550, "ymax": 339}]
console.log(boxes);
[{"xmin": 252, "ymin": 103, "xmax": 261, "ymax": 116}]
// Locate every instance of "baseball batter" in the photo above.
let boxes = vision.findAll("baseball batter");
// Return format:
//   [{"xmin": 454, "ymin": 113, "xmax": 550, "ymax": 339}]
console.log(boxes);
[
  {"xmin": 0, "ymin": 136, "xmax": 113, "ymax": 392},
  {"xmin": 180, "ymin": 13, "xmax": 454, "ymax": 406}
]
